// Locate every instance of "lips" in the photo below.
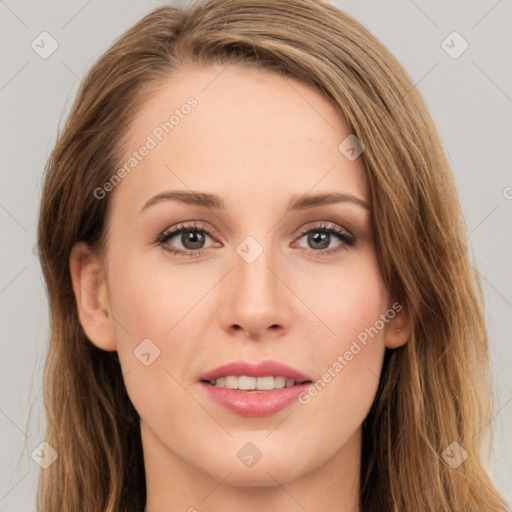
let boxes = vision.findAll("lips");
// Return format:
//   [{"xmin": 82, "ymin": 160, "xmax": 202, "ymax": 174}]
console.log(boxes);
[
  {"xmin": 200, "ymin": 381, "xmax": 313, "ymax": 416},
  {"xmin": 199, "ymin": 360, "xmax": 313, "ymax": 383}
]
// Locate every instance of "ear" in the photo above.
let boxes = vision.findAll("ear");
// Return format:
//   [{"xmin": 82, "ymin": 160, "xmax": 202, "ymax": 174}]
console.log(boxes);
[
  {"xmin": 69, "ymin": 241, "xmax": 117, "ymax": 351},
  {"xmin": 384, "ymin": 300, "xmax": 412, "ymax": 349}
]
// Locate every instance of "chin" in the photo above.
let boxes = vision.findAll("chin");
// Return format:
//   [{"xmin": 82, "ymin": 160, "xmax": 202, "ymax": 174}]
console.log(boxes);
[
  {"xmin": 203, "ymin": 454, "xmax": 309, "ymax": 487},
  {"xmin": 217, "ymin": 469, "xmax": 293, "ymax": 488}
]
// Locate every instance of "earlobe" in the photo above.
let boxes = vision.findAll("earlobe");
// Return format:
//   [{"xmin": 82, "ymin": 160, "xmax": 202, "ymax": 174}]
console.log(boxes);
[
  {"xmin": 69, "ymin": 241, "xmax": 117, "ymax": 352},
  {"xmin": 384, "ymin": 302, "xmax": 412, "ymax": 349}
]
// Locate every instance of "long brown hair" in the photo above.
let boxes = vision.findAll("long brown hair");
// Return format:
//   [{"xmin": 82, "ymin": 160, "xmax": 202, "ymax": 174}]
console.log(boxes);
[{"xmin": 36, "ymin": 0, "xmax": 510, "ymax": 510}]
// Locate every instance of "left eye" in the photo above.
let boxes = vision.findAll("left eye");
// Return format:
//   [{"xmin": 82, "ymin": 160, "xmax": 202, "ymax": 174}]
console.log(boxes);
[{"xmin": 293, "ymin": 223, "xmax": 356, "ymax": 255}]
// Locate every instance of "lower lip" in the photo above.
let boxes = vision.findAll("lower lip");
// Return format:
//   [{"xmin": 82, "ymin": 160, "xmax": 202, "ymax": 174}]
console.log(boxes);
[{"xmin": 200, "ymin": 381, "xmax": 312, "ymax": 417}]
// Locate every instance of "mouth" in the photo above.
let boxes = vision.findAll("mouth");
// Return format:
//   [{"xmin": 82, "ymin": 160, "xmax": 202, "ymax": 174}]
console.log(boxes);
[{"xmin": 198, "ymin": 360, "xmax": 314, "ymax": 415}]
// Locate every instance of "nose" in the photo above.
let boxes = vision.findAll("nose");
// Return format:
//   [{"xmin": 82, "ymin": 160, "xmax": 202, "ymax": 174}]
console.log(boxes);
[{"xmin": 219, "ymin": 245, "xmax": 292, "ymax": 340}]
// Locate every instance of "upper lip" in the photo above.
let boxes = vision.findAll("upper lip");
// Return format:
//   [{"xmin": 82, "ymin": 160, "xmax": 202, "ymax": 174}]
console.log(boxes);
[{"xmin": 200, "ymin": 360, "xmax": 313, "ymax": 383}]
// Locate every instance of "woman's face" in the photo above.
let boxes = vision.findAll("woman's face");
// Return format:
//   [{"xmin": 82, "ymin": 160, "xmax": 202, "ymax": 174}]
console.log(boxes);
[{"xmin": 72, "ymin": 64, "xmax": 408, "ymax": 493}]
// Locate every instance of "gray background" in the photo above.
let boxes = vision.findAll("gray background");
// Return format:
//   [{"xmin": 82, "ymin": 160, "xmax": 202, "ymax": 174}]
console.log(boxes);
[{"xmin": 1, "ymin": 0, "xmax": 511, "ymax": 510}]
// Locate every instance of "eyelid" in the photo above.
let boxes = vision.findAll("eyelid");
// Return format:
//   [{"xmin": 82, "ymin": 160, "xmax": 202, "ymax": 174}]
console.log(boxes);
[
  {"xmin": 160, "ymin": 220, "xmax": 221, "ymax": 241},
  {"xmin": 296, "ymin": 221, "xmax": 354, "ymax": 238}
]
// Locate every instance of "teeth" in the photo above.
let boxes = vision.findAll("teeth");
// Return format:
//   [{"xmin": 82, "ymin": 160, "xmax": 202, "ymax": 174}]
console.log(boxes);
[{"xmin": 208, "ymin": 375, "xmax": 299, "ymax": 390}]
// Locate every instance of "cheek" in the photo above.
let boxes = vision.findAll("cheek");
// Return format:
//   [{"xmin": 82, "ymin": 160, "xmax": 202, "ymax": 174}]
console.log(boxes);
[
  {"xmin": 105, "ymin": 250, "xmax": 208, "ymax": 396},
  {"xmin": 107, "ymin": 250, "xmax": 200, "ymax": 343},
  {"xmin": 304, "ymin": 253, "xmax": 388, "ymax": 346},
  {"xmin": 105, "ymin": 264, "xmax": 199, "ymax": 430},
  {"xmin": 296, "ymin": 260, "xmax": 388, "ymax": 429},
  {"xmin": 294, "ymin": 323, "xmax": 385, "ymax": 468}
]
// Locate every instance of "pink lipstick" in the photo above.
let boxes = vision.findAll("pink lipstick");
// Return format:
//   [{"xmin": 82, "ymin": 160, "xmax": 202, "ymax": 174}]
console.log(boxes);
[{"xmin": 199, "ymin": 360, "xmax": 313, "ymax": 417}]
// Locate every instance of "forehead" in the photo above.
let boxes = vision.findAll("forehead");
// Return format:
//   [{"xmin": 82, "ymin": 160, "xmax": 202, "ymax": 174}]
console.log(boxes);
[{"xmin": 111, "ymin": 64, "xmax": 368, "ymax": 217}]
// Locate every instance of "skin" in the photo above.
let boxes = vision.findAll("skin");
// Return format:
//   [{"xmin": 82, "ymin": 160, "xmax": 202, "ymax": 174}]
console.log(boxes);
[{"xmin": 70, "ymin": 64, "xmax": 411, "ymax": 512}]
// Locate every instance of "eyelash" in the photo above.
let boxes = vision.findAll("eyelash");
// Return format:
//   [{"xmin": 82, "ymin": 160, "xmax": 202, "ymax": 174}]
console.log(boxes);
[{"xmin": 155, "ymin": 221, "xmax": 357, "ymax": 258}]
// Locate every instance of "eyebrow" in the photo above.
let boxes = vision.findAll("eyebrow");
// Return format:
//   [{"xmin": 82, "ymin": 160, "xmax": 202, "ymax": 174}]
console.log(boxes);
[{"xmin": 140, "ymin": 190, "xmax": 370, "ymax": 213}]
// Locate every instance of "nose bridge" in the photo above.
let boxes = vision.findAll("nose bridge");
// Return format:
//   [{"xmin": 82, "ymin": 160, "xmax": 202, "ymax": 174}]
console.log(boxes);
[
  {"xmin": 235, "ymin": 236, "xmax": 281, "ymax": 308},
  {"xmin": 221, "ymin": 235, "xmax": 290, "ymax": 337}
]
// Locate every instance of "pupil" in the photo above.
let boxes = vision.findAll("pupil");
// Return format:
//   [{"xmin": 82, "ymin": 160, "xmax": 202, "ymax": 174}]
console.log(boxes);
[
  {"xmin": 183, "ymin": 230, "xmax": 205, "ymax": 249},
  {"xmin": 309, "ymin": 231, "xmax": 329, "ymax": 249}
]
